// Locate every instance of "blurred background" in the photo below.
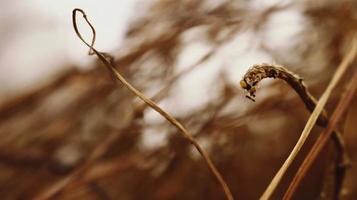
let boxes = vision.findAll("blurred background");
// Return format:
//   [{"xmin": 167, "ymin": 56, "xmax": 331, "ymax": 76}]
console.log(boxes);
[{"xmin": 0, "ymin": 0, "xmax": 357, "ymax": 199}]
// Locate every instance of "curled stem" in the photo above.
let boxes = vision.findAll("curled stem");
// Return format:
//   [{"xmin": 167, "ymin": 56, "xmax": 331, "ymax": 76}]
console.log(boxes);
[
  {"xmin": 69, "ymin": 8, "xmax": 233, "ymax": 200},
  {"xmin": 240, "ymin": 61, "xmax": 353, "ymax": 199},
  {"xmin": 241, "ymin": 64, "xmax": 322, "ymax": 118},
  {"xmin": 240, "ymin": 63, "xmax": 346, "ymax": 151}
]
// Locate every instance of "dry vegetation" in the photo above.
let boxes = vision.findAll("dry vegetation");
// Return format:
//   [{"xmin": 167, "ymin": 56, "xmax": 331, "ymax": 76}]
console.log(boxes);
[{"xmin": 0, "ymin": 0, "xmax": 357, "ymax": 199}]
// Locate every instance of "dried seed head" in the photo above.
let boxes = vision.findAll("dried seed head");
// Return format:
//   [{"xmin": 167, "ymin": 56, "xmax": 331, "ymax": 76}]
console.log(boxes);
[
  {"xmin": 240, "ymin": 63, "xmax": 315, "ymax": 108},
  {"xmin": 240, "ymin": 63, "xmax": 272, "ymax": 101}
]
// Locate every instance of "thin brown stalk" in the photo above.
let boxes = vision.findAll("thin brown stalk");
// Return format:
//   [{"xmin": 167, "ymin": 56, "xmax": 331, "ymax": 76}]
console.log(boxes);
[
  {"xmin": 240, "ymin": 62, "xmax": 348, "ymax": 164},
  {"xmin": 33, "ymin": 8, "xmax": 233, "ymax": 200},
  {"xmin": 283, "ymin": 60, "xmax": 357, "ymax": 199},
  {"xmin": 240, "ymin": 36, "xmax": 356, "ymax": 199},
  {"xmin": 259, "ymin": 37, "xmax": 357, "ymax": 199}
]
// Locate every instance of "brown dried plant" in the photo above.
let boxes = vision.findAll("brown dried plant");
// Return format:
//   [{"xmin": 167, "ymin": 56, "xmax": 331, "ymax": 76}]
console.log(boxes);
[
  {"xmin": 1, "ymin": 1, "xmax": 357, "ymax": 200},
  {"xmin": 240, "ymin": 36, "xmax": 357, "ymax": 199},
  {"xmin": 34, "ymin": 8, "xmax": 233, "ymax": 200},
  {"xmin": 284, "ymin": 57, "xmax": 357, "ymax": 200}
]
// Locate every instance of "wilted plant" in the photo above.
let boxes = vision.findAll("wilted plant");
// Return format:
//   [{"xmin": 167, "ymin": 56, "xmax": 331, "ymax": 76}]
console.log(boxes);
[{"xmin": 240, "ymin": 54, "xmax": 357, "ymax": 199}]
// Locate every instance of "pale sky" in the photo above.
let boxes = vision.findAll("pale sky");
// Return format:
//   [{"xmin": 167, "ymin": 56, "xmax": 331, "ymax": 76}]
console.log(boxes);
[
  {"xmin": 0, "ymin": 0, "xmax": 301, "ymax": 106},
  {"xmin": 0, "ymin": 0, "xmax": 139, "ymax": 97},
  {"xmin": 0, "ymin": 0, "xmax": 303, "ymax": 149}
]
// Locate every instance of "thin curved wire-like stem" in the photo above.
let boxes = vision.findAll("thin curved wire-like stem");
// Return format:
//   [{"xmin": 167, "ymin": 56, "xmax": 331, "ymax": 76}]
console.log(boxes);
[
  {"xmin": 41, "ymin": 8, "xmax": 232, "ymax": 200},
  {"xmin": 283, "ymin": 59, "xmax": 357, "ymax": 200},
  {"xmin": 33, "ymin": 9, "xmax": 234, "ymax": 200}
]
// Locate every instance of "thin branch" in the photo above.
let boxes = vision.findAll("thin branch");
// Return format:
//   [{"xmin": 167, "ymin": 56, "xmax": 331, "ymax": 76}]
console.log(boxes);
[
  {"xmin": 33, "ymin": 8, "xmax": 234, "ymax": 200},
  {"xmin": 260, "ymin": 37, "xmax": 356, "ymax": 199},
  {"xmin": 240, "ymin": 63, "xmax": 347, "ymax": 159},
  {"xmin": 241, "ymin": 63, "xmax": 337, "ymax": 129},
  {"xmin": 283, "ymin": 57, "xmax": 357, "ymax": 199},
  {"xmin": 240, "ymin": 36, "xmax": 356, "ymax": 199},
  {"xmin": 63, "ymin": 89, "xmax": 234, "ymax": 193}
]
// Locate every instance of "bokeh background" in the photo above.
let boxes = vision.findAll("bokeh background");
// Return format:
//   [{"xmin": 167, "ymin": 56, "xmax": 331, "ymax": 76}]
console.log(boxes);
[{"xmin": 0, "ymin": 0, "xmax": 357, "ymax": 199}]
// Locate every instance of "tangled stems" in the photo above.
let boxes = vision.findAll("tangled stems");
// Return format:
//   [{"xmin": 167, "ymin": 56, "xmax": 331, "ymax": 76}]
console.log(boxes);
[
  {"xmin": 240, "ymin": 63, "xmax": 349, "ymax": 199},
  {"xmin": 71, "ymin": 9, "xmax": 233, "ymax": 200}
]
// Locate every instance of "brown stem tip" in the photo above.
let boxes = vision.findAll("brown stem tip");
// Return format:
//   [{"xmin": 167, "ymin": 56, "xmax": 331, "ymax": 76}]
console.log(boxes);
[{"xmin": 240, "ymin": 63, "xmax": 305, "ymax": 102}]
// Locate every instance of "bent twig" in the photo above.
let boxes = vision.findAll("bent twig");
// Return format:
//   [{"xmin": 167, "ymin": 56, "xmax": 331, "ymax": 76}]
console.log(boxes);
[
  {"xmin": 240, "ymin": 58, "xmax": 355, "ymax": 199},
  {"xmin": 240, "ymin": 64, "xmax": 346, "ymax": 152}
]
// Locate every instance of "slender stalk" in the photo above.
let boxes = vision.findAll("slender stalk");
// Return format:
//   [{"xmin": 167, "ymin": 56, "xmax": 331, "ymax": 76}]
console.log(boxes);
[
  {"xmin": 240, "ymin": 63, "xmax": 347, "ymax": 158},
  {"xmin": 34, "ymin": 9, "xmax": 234, "ymax": 200},
  {"xmin": 65, "ymin": 8, "xmax": 232, "ymax": 200},
  {"xmin": 240, "ymin": 37, "xmax": 356, "ymax": 200},
  {"xmin": 283, "ymin": 57, "xmax": 357, "ymax": 200}
]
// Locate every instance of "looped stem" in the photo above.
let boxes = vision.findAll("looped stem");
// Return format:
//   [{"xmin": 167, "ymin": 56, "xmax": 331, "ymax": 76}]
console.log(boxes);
[{"xmin": 71, "ymin": 8, "xmax": 233, "ymax": 200}]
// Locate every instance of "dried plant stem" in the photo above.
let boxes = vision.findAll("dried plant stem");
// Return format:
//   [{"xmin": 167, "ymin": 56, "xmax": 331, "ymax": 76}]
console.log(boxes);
[
  {"xmin": 240, "ymin": 63, "xmax": 347, "ymax": 158},
  {"xmin": 52, "ymin": 8, "xmax": 231, "ymax": 200},
  {"xmin": 39, "ymin": 31, "xmax": 226, "ymax": 200},
  {"xmin": 256, "ymin": 37, "xmax": 356, "ymax": 199},
  {"xmin": 283, "ymin": 55, "xmax": 357, "ymax": 199},
  {"xmin": 240, "ymin": 37, "xmax": 356, "ymax": 200}
]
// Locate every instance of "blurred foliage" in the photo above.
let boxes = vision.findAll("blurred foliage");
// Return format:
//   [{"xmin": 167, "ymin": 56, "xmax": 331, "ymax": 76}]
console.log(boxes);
[{"xmin": 0, "ymin": 0, "xmax": 357, "ymax": 199}]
